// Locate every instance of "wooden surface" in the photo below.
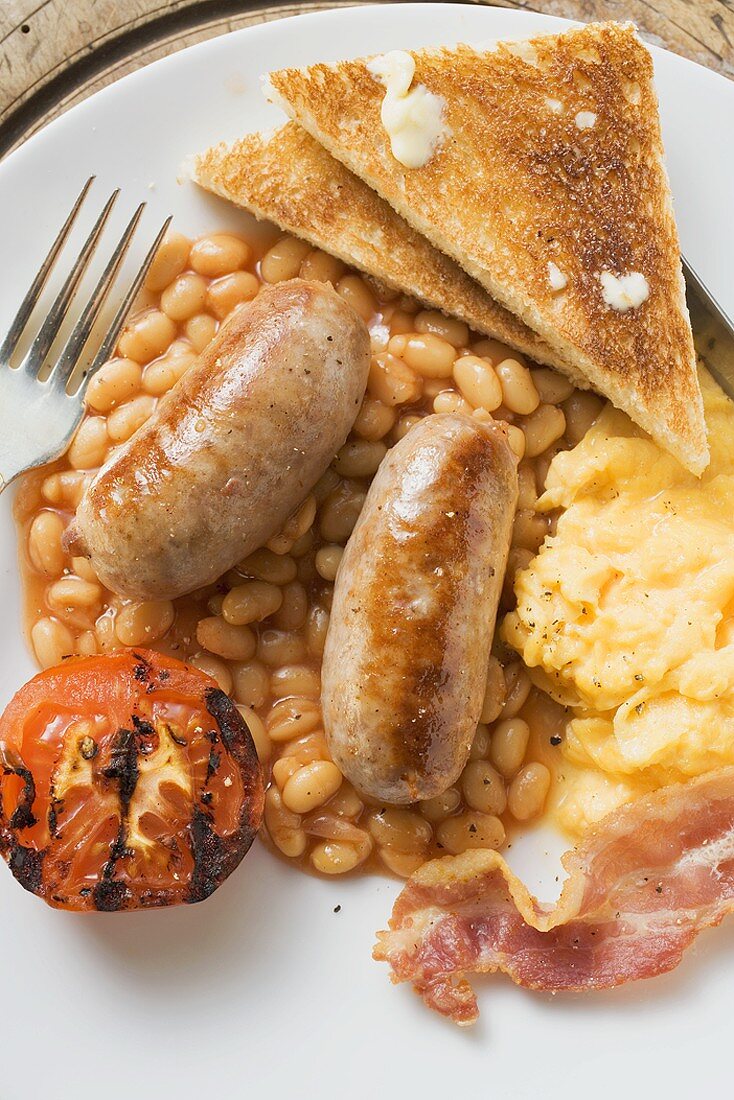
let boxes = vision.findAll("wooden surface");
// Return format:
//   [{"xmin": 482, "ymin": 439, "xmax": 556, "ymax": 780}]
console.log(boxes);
[{"xmin": 1, "ymin": 0, "xmax": 732, "ymax": 157}]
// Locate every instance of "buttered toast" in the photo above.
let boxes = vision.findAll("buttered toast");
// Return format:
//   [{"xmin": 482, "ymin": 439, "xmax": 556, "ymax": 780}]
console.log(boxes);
[
  {"xmin": 190, "ymin": 123, "xmax": 559, "ymax": 365},
  {"xmin": 266, "ymin": 21, "xmax": 708, "ymax": 473}
]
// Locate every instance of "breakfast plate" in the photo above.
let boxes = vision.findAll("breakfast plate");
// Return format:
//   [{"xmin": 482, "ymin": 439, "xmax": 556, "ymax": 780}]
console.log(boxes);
[{"xmin": 1, "ymin": 5, "xmax": 734, "ymax": 1098}]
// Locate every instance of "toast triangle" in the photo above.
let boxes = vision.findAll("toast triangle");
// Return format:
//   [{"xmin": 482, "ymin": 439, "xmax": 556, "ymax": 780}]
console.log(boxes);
[
  {"xmin": 190, "ymin": 123, "xmax": 561, "ymax": 366},
  {"xmin": 267, "ymin": 21, "xmax": 708, "ymax": 473}
]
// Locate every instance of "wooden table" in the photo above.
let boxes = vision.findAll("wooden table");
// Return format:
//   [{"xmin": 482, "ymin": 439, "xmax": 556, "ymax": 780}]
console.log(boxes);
[{"xmin": 1, "ymin": 0, "xmax": 732, "ymax": 158}]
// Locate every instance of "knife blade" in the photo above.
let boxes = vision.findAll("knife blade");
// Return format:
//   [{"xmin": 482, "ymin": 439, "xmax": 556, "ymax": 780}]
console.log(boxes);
[{"xmin": 683, "ymin": 258, "xmax": 734, "ymax": 400}]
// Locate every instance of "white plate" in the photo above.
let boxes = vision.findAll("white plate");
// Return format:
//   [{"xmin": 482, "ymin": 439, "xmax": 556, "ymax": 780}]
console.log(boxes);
[{"xmin": 1, "ymin": 7, "xmax": 733, "ymax": 1097}]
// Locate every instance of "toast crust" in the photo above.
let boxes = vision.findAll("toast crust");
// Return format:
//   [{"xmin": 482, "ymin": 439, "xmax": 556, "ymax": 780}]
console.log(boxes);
[
  {"xmin": 191, "ymin": 123, "xmax": 562, "ymax": 367},
  {"xmin": 268, "ymin": 21, "xmax": 707, "ymax": 474}
]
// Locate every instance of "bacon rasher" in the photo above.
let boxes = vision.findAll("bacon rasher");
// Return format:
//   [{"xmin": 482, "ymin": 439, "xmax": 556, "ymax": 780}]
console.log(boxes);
[{"xmin": 374, "ymin": 769, "xmax": 734, "ymax": 1024}]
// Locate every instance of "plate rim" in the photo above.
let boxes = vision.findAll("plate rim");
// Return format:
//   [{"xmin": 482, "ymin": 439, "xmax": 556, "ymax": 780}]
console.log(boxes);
[{"xmin": 1, "ymin": 7, "xmax": 734, "ymax": 1095}]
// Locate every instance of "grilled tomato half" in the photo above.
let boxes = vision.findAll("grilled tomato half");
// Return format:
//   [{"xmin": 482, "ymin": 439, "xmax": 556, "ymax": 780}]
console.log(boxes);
[{"xmin": 0, "ymin": 649, "xmax": 264, "ymax": 911}]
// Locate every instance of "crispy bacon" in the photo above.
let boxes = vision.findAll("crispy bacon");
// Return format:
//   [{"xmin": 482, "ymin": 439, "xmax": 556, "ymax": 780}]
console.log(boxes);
[{"xmin": 374, "ymin": 769, "xmax": 734, "ymax": 1024}]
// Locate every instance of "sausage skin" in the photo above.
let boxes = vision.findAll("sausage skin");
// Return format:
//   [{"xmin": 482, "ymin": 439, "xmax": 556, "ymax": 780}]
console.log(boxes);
[
  {"xmin": 65, "ymin": 280, "xmax": 370, "ymax": 599},
  {"xmin": 321, "ymin": 413, "xmax": 518, "ymax": 804}
]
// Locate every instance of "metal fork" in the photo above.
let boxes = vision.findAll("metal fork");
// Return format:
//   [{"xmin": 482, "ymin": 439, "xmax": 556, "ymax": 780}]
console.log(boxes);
[{"xmin": 0, "ymin": 178, "xmax": 171, "ymax": 492}]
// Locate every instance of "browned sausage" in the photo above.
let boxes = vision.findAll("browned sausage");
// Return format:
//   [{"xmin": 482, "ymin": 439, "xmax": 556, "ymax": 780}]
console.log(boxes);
[
  {"xmin": 65, "ymin": 280, "xmax": 370, "ymax": 599},
  {"xmin": 321, "ymin": 413, "xmax": 518, "ymax": 804}
]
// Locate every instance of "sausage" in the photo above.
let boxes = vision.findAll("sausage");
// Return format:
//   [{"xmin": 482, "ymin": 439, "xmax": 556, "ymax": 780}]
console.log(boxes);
[
  {"xmin": 65, "ymin": 280, "xmax": 370, "ymax": 599},
  {"xmin": 321, "ymin": 413, "xmax": 518, "ymax": 804}
]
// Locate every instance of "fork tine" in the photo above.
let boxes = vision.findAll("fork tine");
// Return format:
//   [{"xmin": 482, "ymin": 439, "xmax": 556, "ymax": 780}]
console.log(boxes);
[
  {"xmin": 51, "ymin": 203, "xmax": 147, "ymax": 393},
  {"xmin": 0, "ymin": 176, "xmax": 94, "ymax": 363},
  {"xmin": 79, "ymin": 216, "xmax": 173, "ymax": 393},
  {"xmin": 21, "ymin": 189, "xmax": 120, "ymax": 378}
]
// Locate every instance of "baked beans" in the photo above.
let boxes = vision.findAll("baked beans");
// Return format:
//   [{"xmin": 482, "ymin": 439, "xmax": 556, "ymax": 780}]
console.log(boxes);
[
  {"xmin": 41, "ymin": 470, "xmax": 86, "ymax": 508},
  {"xmin": 328, "ymin": 783, "xmax": 363, "ymax": 819},
  {"xmin": 368, "ymin": 353, "xmax": 423, "ymax": 406},
  {"xmin": 266, "ymin": 495, "xmax": 317, "ymax": 556},
  {"xmin": 140, "ymin": 359, "xmax": 177, "ymax": 396},
  {"xmin": 160, "ymin": 272, "xmax": 209, "ymax": 322},
  {"xmin": 118, "ymin": 309, "xmax": 176, "ymax": 364},
  {"xmin": 437, "ymin": 811, "xmax": 505, "ymax": 854},
  {"xmin": 517, "ymin": 463, "xmax": 538, "ymax": 510},
  {"xmin": 237, "ymin": 705, "xmax": 270, "ymax": 762},
  {"xmin": 280, "ymin": 760, "xmax": 341, "ymax": 814},
  {"xmin": 190, "ymin": 233, "xmax": 251, "ymax": 277},
  {"xmin": 388, "ymin": 310, "xmax": 417, "ymax": 336},
  {"xmin": 336, "ymin": 275, "xmax": 376, "ymax": 322},
  {"xmin": 47, "ymin": 576, "xmax": 102, "ymax": 612},
  {"xmin": 28, "ymin": 511, "xmax": 66, "ymax": 576},
  {"xmin": 505, "ymin": 547, "xmax": 534, "ymax": 596},
  {"xmin": 115, "ymin": 600, "xmax": 175, "ymax": 646},
  {"xmin": 495, "ymin": 358, "xmax": 540, "ymax": 415},
  {"xmin": 392, "ymin": 413, "xmax": 422, "ymax": 442},
  {"xmin": 414, "ymin": 310, "xmax": 469, "ymax": 348},
  {"xmin": 196, "ymin": 617, "xmax": 257, "ymax": 661},
  {"xmin": 315, "ymin": 545, "xmax": 343, "ymax": 583},
  {"xmin": 367, "ymin": 808, "xmax": 432, "ymax": 853},
  {"xmin": 189, "ymin": 652, "xmax": 234, "ymax": 694},
  {"xmin": 461, "ymin": 760, "xmax": 507, "ymax": 816},
  {"xmin": 207, "ymin": 271, "xmax": 259, "ymax": 320},
  {"xmin": 260, "ymin": 236, "xmax": 311, "ymax": 283},
  {"xmin": 85, "ymin": 358, "xmax": 142, "ymax": 413},
  {"xmin": 306, "ymin": 816, "xmax": 372, "ymax": 870},
  {"xmin": 520, "ymin": 403, "xmax": 566, "ymax": 458},
  {"xmin": 232, "ymin": 660, "xmax": 270, "ymax": 708},
  {"xmin": 15, "ymin": 227, "xmax": 599, "ymax": 881},
  {"xmin": 257, "ymin": 629, "xmax": 307, "ymax": 667},
  {"xmin": 531, "ymin": 367, "xmax": 575, "ymax": 405},
  {"xmin": 31, "ymin": 618, "xmax": 75, "ymax": 669},
  {"xmin": 379, "ymin": 849, "xmax": 425, "ymax": 878},
  {"xmin": 266, "ymin": 697, "xmax": 322, "ymax": 742},
  {"xmin": 481, "ymin": 656, "xmax": 506, "ymax": 724},
  {"xmin": 490, "ymin": 718, "xmax": 531, "ymax": 778},
  {"xmin": 76, "ymin": 630, "xmax": 98, "ymax": 657},
  {"xmin": 239, "ymin": 548, "xmax": 297, "ymax": 586},
  {"xmin": 501, "ymin": 662, "xmax": 533, "ymax": 718},
  {"xmin": 433, "ymin": 390, "xmax": 473, "ymax": 416},
  {"xmin": 505, "ymin": 423, "xmax": 526, "ymax": 459},
  {"xmin": 469, "ymin": 723, "xmax": 491, "ymax": 760},
  {"xmin": 265, "ymin": 787, "xmax": 307, "ymax": 858},
  {"xmin": 68, "ymin": 417, "xmax": 108, "ymax": 470},
  {"xmin": 333, "ymin": 439, "xmax": 387, "ymax": 478},
  {"xmin": 512, "ymin": 508, "xmax": 551, "ymax": 553},
  {"xmin": 72, "ymin": 555, "xmax": 98, "ymax": 583},
  {"xmin": 306, "ymin": 606, "xmax": 329, "ymax": 658},
  {"xmin": 299, "ymin": 249, "xmax": 346, "ymax": 285},
  {"xmin": 272, "ymin": 582, "xmax": 308, "ymax": 632},
  {"xmin": 223, "ymin": 581, "xmax": 283, "ymax": 624},
  {"xmin": 563, "ymin": 390, "xmax": 604, "ymax": 446},
  {"xmin": 453, "ymin": 354, "xmax": 503, "ymax": 411},
  {"xmin": 280, "ymin": 730, "xmax": 329, "ymax": 769},
  {"xmin": 400, "ymin": 332, "xmax": 456, "ymax": 378},
  {"xmin": 353, "ymin": 395, "xmax": 396, "ymax": 441},
  {"xmin": 185, "ymin": 314, "xmax": 218, "ymax": 353},
  {"xmin": 419, "ymin": 787, "xmax": 461, "ymax": 823},
  {"xmin": 507, "ymin": 763, "xmax": 551, "ymax": 821},
  {"xmin": 310, "ymin": 840, "xmax": 362, "ymax": 874},
  {"xmin": 107, "ymin": 395, "xmax": 156, "ymax": 444},
  {"xmin": 272, "ymin": 754, "xmax": 301, "ymax": 789},
  {"xmin": 144, "ymin": 231, "xmax": 191, "ymax": 293},
  {"xmin": 271, "ymin": 664, "xmax": 320, "ymax": 698},
  {"xmin": 319, "ymin": 483, "xmax": 366, "ymax": 544}
]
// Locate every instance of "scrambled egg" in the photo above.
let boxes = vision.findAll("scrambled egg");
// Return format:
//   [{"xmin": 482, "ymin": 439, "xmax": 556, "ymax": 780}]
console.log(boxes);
[{"xmin": 503, "ymin": 369, "xmax": 734, "ymax": 835}]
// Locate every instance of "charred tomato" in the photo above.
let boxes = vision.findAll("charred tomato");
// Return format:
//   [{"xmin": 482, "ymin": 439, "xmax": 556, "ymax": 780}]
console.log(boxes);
[{"xmin": 0, "ymin": 649, "xmax": 264, "ymax": 911}]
